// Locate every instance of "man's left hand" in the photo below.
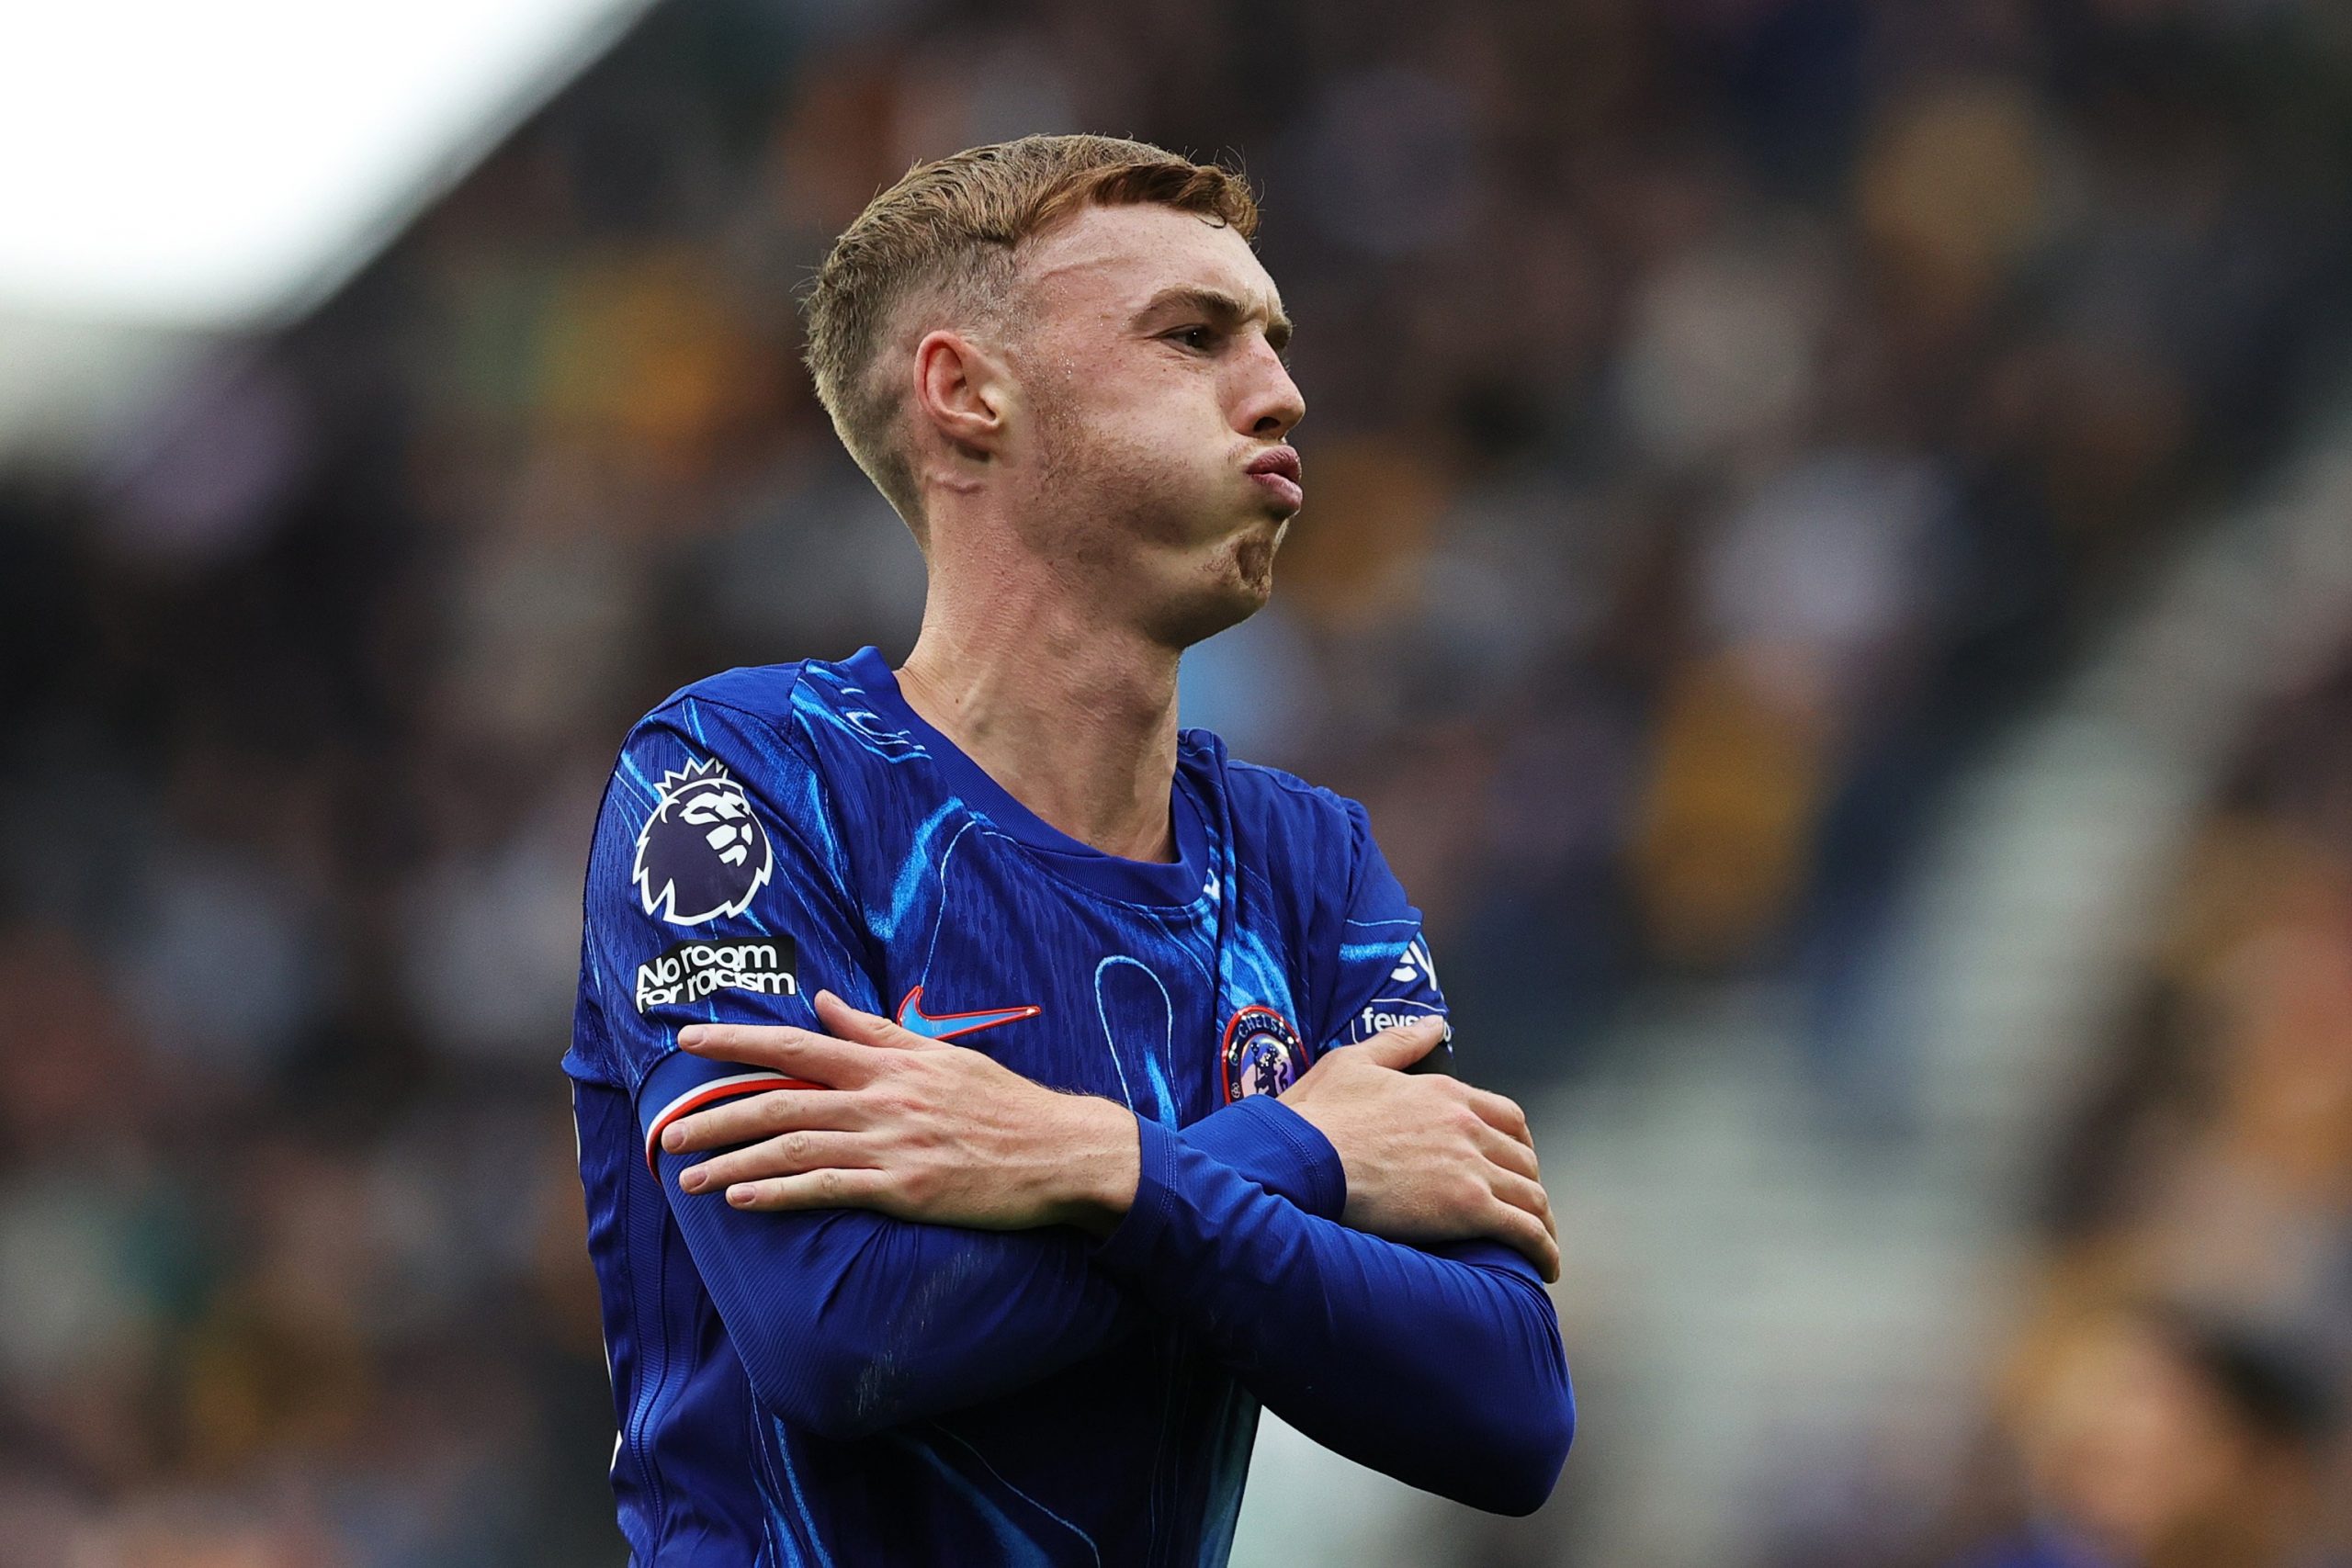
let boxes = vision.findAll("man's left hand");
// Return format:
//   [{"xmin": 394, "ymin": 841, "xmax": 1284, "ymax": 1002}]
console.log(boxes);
[{"xmin": 661, "ymin": 990, "xmax": 1139, "ymax": 1235}]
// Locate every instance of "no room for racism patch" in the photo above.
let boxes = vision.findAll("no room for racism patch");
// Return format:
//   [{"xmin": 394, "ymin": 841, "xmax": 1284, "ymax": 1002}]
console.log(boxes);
[{"xmin": 635, "ymin": 937, "xmax": 798, "ymax": 1012}]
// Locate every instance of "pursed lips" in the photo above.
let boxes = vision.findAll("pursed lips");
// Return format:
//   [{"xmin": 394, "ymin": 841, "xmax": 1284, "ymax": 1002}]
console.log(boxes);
[
  {"xmin": 1244, "ymin": 446, "xmax": 1301, "ymax": 484},
  {"xmin": 1244, "ymin": 446, "xmax": 1304, "ymax": 509}
]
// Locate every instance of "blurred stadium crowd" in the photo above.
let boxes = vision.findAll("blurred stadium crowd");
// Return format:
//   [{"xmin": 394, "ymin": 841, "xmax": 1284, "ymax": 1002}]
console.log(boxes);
[
  {"xmin": 2, "ymin": 0, "xmax": 2350, "ymax": 1562},
  {"xmin": 1927, "ymin": 642, "xmax": 2352, "ymax": 1568}
]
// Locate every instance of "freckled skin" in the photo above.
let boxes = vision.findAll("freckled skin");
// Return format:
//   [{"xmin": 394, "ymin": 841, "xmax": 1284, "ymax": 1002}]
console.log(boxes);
[
  {"xmin": 997, "ymin": 204, "xmax": 1304, "ymax": 651},
  {"xmin": 876, "ymin": 198, "xmax": 1310, "ymax": 861}
]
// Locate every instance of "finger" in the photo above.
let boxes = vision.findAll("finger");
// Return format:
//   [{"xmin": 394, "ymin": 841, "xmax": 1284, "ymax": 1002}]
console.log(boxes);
[
  {"xmin": 1490, "ymin": 1169, "xmax": 1558, "ymax": 1243},
  {"xmin": 1351, "ymin": 1014, "xmax": 1448, "ymax": 1072},
  {"xmin": 676, "ymin": 1022, "xmax": 882, "ymax": 1089},
  {"xmin": 1488, "ymin": 1199, "xmax": 1562, "ymax": 1284},
  {"xmin": 1474, "ymin": 1121, "xmax": 1541, "ymax": 1183},
  {"xmin": 816, "ymin": 989, "xmax": 932, "ymax": 1050},
  {"xmin": 681, "ymin": 1130, "xmax": 873, "ymax": 1194},
  {"xmin": 662, "ymin": 1089, "xmax": 861, "ymax": 1155},
  {"xmin": 720, "ymin": 1166, "xmax": 895, "ymax": 1213},
  {"xmin": 1464, "ymin": 1087, "xmax": 1532, "ymax": 1148}
]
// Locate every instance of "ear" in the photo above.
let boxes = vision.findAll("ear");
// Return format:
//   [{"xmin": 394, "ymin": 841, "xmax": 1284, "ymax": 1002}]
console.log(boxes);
[{"xmin": 910, "ymin": 328, "xmax": 1012, "ymax": 460}]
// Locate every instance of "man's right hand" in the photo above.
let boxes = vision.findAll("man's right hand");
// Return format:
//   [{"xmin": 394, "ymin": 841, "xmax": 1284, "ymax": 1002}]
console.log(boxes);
[{"xmin": 1277, "ymin": 1018, "xmax": 1560, "ymax": 1283}]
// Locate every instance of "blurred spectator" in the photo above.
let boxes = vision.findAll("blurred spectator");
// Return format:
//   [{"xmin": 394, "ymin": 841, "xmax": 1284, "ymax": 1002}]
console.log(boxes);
[
  {"xmin": 1909, "ymin": 636, "xmax": 2352, "ymax": 1568},
  {"xmin": 1957, "ymin": 1306, "xmax": 2337, "ymax": 1568},
  {"xmin": 4, "ymin": 0, "xmax": 2351, "ymax": 1558}
]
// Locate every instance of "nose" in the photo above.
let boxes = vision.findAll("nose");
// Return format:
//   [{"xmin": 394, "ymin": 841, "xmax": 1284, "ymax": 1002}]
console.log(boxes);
[{"xmin": 1236, "ymin": 333, "xmax": 1305, "ymax": 440}]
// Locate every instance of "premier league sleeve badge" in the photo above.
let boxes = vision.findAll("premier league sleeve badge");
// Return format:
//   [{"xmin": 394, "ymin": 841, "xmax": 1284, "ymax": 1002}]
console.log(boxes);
[{"xmin": 632, "ymin": 759, "xmax": 775, "ymax": 926}]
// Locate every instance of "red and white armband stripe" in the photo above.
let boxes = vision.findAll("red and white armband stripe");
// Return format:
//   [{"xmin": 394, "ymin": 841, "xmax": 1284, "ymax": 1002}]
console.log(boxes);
[{"xmin": 642, "ymin": 1070, "xmax": 817, "ymax": 1171}]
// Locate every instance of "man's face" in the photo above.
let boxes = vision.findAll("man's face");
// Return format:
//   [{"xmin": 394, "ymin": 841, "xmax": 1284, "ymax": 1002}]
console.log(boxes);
[{"xmin": 1000, "ymin": 202, "xmax": 1306, "ymax": 649}]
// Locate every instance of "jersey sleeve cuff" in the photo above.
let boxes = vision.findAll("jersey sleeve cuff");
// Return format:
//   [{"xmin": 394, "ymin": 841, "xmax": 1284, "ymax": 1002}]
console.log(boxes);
[
  {"xmin": 1178, "ymin": 1096, "xmax": 1345, "ymax": 1221},
  {"xmin": 1092, "ymin": 1116, "xmax": 1182, "ymax": 1277}
]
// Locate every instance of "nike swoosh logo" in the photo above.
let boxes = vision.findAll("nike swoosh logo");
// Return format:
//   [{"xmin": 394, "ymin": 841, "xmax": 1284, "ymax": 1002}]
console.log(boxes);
[{"xmin": 893, "ymin": 986, "xmax": 1041, "ymax": 1042}]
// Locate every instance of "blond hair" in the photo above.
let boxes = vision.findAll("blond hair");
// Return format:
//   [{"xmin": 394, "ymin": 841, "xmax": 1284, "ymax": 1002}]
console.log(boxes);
[{"xmin": 800, "ymin": 134, "xmax": 1261, "ymax": 532}]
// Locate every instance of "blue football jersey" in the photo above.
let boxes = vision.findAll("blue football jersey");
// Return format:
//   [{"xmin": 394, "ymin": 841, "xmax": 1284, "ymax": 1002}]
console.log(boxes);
[{"xmin": 565, "ymin": 648, "xmax": 1567, "ymax": 1566}]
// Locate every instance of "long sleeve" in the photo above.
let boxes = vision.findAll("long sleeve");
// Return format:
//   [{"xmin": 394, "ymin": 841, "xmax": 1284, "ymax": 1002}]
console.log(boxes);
[
  {"xmin": 1097, "ymin": 785, "xmax": 1574, "ymax": 1515},
  {"xmin": 641, "ymin": 1049, "xmax": 1345, "ymax": 1440},
  {"xmin": 650, "ymin": 1114, "xmax": 1124, "ymax": 1440},
  {"xmin": 587, "ymin": 693, "xmax": 1346, "ymax": 1441},
  {"xmin": 1093, "ymin": 1115, "xmax": 1574, "ymax": 1516}
]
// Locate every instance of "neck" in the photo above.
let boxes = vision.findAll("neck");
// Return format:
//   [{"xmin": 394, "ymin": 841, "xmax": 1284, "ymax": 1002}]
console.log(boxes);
[{"xmin": 897, "ymin": 556, "xmax": 1183, "ymax": 863}]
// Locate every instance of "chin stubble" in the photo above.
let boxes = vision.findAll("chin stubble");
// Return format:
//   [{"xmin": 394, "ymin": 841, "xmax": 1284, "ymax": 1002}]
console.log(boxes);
[{"xmin": 1236, "ymin": 532, "xmax": 1276, "ymax": 594}]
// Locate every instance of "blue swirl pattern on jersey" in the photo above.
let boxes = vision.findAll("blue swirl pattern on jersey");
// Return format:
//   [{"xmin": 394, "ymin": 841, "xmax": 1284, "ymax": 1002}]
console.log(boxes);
[{"xmin": 566, "ymin": 648, "xmax": 1570, "ymax": 1566}]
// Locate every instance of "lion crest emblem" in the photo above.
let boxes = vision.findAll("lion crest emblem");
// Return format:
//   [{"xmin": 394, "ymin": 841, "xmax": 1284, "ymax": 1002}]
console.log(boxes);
[{"xmin": 632, "ymin": 760, "xmax": 774, "ymax": 926}]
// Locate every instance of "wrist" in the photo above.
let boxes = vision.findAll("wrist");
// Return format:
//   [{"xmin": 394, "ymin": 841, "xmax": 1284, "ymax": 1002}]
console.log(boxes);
[
  {"xmin": 1054, "ymin": 1096, "xmax": 1140, "ymax": 1235},
  {"xmin": 1185, "ymin": 1093, "xmax": 1348, "ymax": 1220}
]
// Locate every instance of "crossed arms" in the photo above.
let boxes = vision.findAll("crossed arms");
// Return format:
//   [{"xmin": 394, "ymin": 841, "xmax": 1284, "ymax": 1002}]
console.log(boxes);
[
  {"xmin": 640, "ymin": 990, "xmax": 1575, "ymax": 1517},
  {"xmin": 593, "ymin": 703, "xmax": 1573, "ymax": 1515}
]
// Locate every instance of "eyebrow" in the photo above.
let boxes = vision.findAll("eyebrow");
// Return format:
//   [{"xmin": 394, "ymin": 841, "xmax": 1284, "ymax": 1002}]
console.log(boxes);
[{"xmin": 1132, "ymin": 285, "xmax": 1294, "ymax": 353}]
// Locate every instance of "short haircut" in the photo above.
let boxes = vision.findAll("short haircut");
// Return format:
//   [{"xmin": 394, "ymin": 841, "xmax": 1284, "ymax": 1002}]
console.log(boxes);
[{"xmin": 800, "ymin": 134, "xmax": 1261, "ymax": 534}]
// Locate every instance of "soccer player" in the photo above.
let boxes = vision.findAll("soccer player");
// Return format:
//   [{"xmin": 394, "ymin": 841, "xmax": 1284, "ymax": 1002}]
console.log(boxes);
[{"xmin": 567, "ymin": 134, "xmax": 1574, "ymax": 1566}]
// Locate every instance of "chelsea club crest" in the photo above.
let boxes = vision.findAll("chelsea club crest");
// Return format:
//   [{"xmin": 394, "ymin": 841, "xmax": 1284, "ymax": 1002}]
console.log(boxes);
[
  {"xmin": 632, "ymin": 759, "xmax": 775, "ymax": 926},
  {"xmin": 1221, "ymin": 1005, "xmax": 1307, "ymax": 1104}
]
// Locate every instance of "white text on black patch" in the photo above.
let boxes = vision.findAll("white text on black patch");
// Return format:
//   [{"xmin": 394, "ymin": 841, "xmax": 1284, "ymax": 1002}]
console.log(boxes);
[{"xmin": 635, "ymin": 938, "xmax": 798, "ymax": 1012}]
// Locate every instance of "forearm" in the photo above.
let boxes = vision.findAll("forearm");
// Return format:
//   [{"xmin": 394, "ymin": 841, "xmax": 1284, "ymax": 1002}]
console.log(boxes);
[
  {"xmin": 1178, "ymin": 1093, "xmax": 1347, "ymax": 1218},
  {"xmin": 1053, "ymin": 1093, "xmax": 1348, "ymax": 1227},
  {"xmin": 662, "ymin": 1145, "xmax": 1139, "ymax": 1439},
  {"xmin": 660, "ymin": 1095, "xmax": 1343, "ymax": 1438},
  {"xmin": 1091, "ymin": 1118, "xmax": 1575, "ymax": 1515}
]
